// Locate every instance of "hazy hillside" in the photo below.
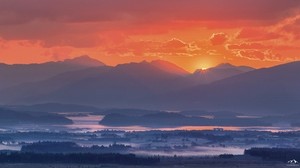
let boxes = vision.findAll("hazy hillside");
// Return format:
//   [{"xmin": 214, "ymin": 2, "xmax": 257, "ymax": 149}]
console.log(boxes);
[
  {"xmin": 5, "ymin": 103, "xmax": 102, "ymax": 113},
  {"xmin": 2, "ymin": 59, "xmax": 298, "ymax": 116},
  {"xmin": 150, "ymin": 60, "xmax": 190, "ymax": 76},
  {"xmin": 0, "ymin": 55, "xmax": 105, "ymax": 90},
  {"xmin": 0, "ymin": 108, "xmax": 72, "ymax": 125},
  {"xmin": 0, "ymin": 61, "xmax": 190, "ymax": 106},
  {"xmin": 164, "ymin": 61, "xmax": 300, "ymax": 115},
  {"xmin": 188, "ymin": 63, "xmax": 254, "ymax": 84}
]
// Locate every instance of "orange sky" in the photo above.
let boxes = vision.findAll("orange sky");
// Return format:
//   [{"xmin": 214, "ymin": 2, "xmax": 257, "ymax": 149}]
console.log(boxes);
[{"xmin": 0, "ymin": 0, "xmax": 300, "ymax": 72}]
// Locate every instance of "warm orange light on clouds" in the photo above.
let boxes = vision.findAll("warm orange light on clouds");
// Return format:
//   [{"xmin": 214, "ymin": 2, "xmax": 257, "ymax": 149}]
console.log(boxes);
[{"xmin": 0, "ymin": 0, "xmax": 300, "ymax": 72}]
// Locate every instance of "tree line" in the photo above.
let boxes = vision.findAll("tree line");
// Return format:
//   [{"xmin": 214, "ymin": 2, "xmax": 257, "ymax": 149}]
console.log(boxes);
[
  {"xmin": 245, "ymin": 148, "xmax": 300, "ymax": 162},
  {"xmin": 0, "ymin": 152, "xmax": 160, "ymax": 165}
]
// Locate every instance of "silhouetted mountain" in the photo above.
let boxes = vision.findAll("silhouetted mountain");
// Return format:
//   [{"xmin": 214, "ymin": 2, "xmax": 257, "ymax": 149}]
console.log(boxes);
[
  {"xmin": 0, "ymin": 108, "xmax": 72, "ymax": 125},
  {"xmin": 0, "ymin": 61, "xmax": 189, "ymax": 107},
  {"xmin": 6, "ymin": 103, "xmax": 102, "ymax": 113},
  {"xmin": 0, "ymin": 66, "xmax": 112, "ymax": 104},
  {"xmin": 0, "ymin": 60, "xmax": 298, "ymax": 118},
  {"xmin": 63, "ymin": 55, "xmax": 105, "ymax": 67},
  {"xmin": 165, "ymin": 61, "xmax": 300, "ymax": 115},
  {"xmin": 0, "ymin": 55, "xmax": 105, "ymax": 90},
  {"xmin": 150, "ymin": 60, "xmax": 189, "ymax": 76},
  {"xmin": 188, "ymin": 63, "xmax": 254, "ymax": 84}
]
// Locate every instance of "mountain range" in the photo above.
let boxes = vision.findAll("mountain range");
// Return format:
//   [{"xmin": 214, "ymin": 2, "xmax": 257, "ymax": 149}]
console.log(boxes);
[
  {"xmin": 0, "ymin": 55, "xmax": 104, "ymax": 90},
  {"xmin": 189, "ymin": 63, "xmax": 254, "ymax": 84},
  {"xmin": 162, "ymin": 61, "xmax": 300, "ymax": 114},
  {"xmin": 0, "ymin": 55, "xmax": 298, "ymax": 116}
]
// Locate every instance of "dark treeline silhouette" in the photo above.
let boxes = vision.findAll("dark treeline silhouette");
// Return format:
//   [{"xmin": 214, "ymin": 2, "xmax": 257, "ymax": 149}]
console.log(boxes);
[
  {"xmin": 219, "ymin": 154, "xmax": 234, "ymax": 159},
  {"xmin": 245, "ymin": 148, "xmax": 300, "ymax": 162},
  {"xmin": 21, "ymin": 141, "xmax": 131, "ymax": 153},
  {"xmin": 0, "ymin": 152, "xmax": 160, "ymax": 165}
]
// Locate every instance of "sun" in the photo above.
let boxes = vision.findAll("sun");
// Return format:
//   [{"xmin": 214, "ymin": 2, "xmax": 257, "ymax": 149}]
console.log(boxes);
[{"xmin": 196, "ymin": 60, "xmax": 212, "ymax": 71}]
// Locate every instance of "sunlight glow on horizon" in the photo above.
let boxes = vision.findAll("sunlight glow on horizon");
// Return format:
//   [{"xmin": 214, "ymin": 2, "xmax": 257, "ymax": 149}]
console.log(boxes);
[{"xmin": 0, "ymin": 0, "xmax": 299, "ymax": 71}]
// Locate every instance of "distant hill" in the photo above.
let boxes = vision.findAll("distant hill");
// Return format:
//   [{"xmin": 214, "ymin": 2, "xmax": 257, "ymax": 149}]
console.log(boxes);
[
  {"xmin": 150, "ymin": 60, "xmax": 189, "ymax": 76},
  {"xmin": 0, "ymin": 59, "xmax": 298, "ymax": 118},
  {"xmin": 63, "ymin": 55, "xmax": 105, "ymax": 67},
  {"xmin": 5, "ymin": 103, "xmax": 102, "ymax": 113},
  {"xmin": 164, "ymin": 61, "xmax": 300, "ymax": 115},
  {"xmin": 188, "ymin": 63, "xmax": 254, "ymax": 84},
  {"xmin": 0, "ymin": 61, "xmax": 190, "ymax": 106},
  {"xmin": 0, "ymin": 55, "xmax": 105, "ymax": 90},
  {"xmin": 99, "ymin": 112, "xmax": 270, "ymax": 127},
  {"xmin": 0, "ymin": 65, "xmax": 112, "ymax": 105},
  {"xmin": 0, "ymin": 108, "xmax": 72, "ymax": 125}
]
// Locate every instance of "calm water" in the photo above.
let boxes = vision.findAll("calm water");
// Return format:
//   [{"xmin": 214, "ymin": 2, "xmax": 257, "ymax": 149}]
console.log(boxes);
[
  {"xmin": 1, "ymin": 114, "xmax": 299, "ymax": 133},
  {"xmin": 65, "ymin": 114, "xmax": 148, "ymax": 132},
  {"xmin": 65, "ymin": 115, "xmax": 300, "ymax": 133},
  {"xmin": 0, "ymin": 114, "xmax": 297, "ymax": 156}
]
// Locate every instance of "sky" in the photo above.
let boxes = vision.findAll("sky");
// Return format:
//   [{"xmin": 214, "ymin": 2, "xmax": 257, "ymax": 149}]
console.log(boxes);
[{"xmin": 0, "ymin": 0, "xmax": 300, "ymax": 72}]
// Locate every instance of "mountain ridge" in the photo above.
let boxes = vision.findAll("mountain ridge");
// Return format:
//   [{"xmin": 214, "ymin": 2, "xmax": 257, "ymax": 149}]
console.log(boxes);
[
  {"xmin": 0, "ymin": 55, "xmax": 105, "ymax": 90},
  {"xmin": 0, "ymin": 58, "xmax": 297, "ymax": 116},
  {"xmin": 161, "ymin": 61, "xmax": 300, "ymax": 114}
]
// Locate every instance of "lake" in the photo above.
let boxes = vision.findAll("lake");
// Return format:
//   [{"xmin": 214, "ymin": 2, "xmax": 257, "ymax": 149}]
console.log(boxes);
[{"xmin": 64, "ymin": 114, "xmax": 300, "ymax": 133}]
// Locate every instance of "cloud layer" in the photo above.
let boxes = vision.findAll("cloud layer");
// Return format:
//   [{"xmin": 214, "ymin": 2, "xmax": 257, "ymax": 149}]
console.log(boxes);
[{"xmin": 0, "ymin": 0, "xmax": 300, "ymax": 70}]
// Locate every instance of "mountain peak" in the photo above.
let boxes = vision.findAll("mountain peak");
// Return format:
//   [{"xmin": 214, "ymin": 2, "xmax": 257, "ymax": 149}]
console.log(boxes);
[
  {"xmin": 194, "ymin": 63, "xmax": 254, "ymax": 73},
  {"xmin": 63, "ymin": 55, "xmax": 105, "ymax": 67},
  {"xmin": 213, "ymin": 63, "xmax": 236, "ymax": 69},
  {"xmin": 213, "ymin": 63, "xmax": 254, "ymax": 71},
  {"xmin": 114, "ymin": 60, "xmax": 190, "ymax": 76},
  {"xmin": 150, "ymin": 60, "xmax": 189, "ymax": 76},
  {"xmin": 191, "ymin": 63, "xmax": 255, "ymax": 84}
]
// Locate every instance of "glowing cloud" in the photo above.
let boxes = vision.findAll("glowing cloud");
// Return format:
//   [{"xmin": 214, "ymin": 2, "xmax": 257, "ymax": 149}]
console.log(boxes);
[{"xmin": 0, "ymin": 0, "xmax": 299, "ymax": 70}]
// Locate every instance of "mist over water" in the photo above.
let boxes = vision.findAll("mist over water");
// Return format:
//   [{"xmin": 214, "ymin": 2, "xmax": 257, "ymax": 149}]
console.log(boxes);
[
  {"xmin": 134, "ymin": 146, "xmax": 245, "ymax": 156},
  {"xmin": 0, "ymin": 112, "xmax": 299, "ymax": 158},
  {"xmin": 0, "ymin": 144, "xmax": 21, "ymax": 151},
  {"xmin": 65, "ymin": 114, "xmax": 148, "ymax": 132},
  {"xmin": 64, "ymin": 114, "xmax": 300, "ymax": 133}
]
